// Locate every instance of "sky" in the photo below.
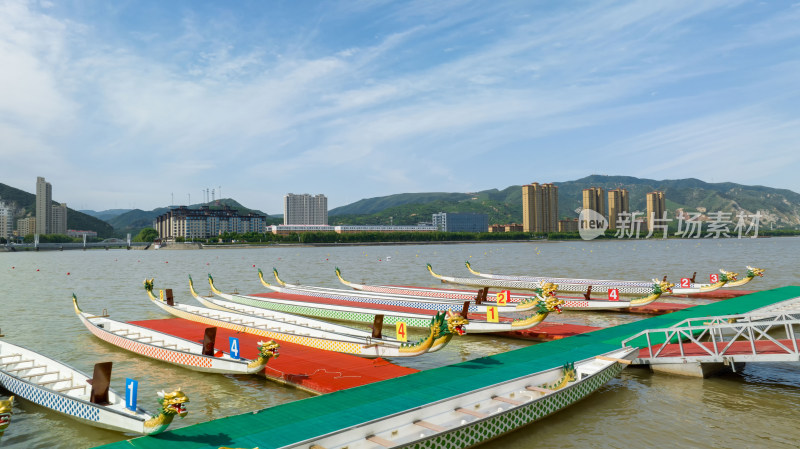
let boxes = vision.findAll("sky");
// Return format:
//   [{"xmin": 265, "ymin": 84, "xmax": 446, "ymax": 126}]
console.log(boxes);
[{"xmin": 1, "ymin": 0, "xmax": 799, "ymax": 214}]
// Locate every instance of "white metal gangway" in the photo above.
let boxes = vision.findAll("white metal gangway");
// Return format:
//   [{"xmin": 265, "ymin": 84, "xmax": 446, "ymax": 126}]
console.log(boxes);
[{"xmin": 622, "ymin": 311, "xmax": 800, "ymax": 367}]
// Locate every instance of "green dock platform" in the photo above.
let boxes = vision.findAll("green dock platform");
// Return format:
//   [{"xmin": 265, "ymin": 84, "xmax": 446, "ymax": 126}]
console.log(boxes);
[{"xmin": 97, "ymin": 286, "xmax": 800, "ymax": 449}]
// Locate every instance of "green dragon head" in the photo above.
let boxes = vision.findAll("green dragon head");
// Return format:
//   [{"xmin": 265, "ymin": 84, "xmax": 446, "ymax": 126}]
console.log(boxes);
[
  {"xmin": 143, "ymin": 278, "xmax": 155, "ymax": 292},
  {"xmin": 157, "ymin": 389, "xmax": 189, "ymax": 418},
  {"xmin": 746, "ymin": 266, "xmax": 765, "ymax": 278},
  {"xmin": 0, "ymin": 396, "xmax": 12, "ymax": 437}
]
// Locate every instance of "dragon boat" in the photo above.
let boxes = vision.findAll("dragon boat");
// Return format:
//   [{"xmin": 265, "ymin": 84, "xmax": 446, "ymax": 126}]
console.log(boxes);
[
  {"xmin": 337, "ymin": 267, "xmax": 675, "ymax": 311},
  {"xmin": 0, "ymin": 395, "xmax": 11, "ymax": 440},
  {"xmin": 0, "ymin": 338, "xmax": 188, "ymax": 435},
  {"xmin": 726, "ymin": 266, "xmax": 764, "ymax": 287},
  {"xmin": 208, "ymin": 272, "xmax": 564, "ymax": 333},
  {"xmin": 189, "ymin": 277, "xmax": 460, "ymax": 353},
  {"xmin": 463, "ymin": 261, "xmax": 736, "ymax": 295},
  {"xmin": 283, "ymin": 347, "xmax": 637, "ymax": 449},
  {"xmin": 146, "ymin": 279, "xmax": 465, "ymax": 358},
  {"xmin": 266, "ymin": 268, "xmax": 542, "ymax": 313},
  {"xmin": 73, "ymin": 294, "xmax": 279, "ymax": 375}
]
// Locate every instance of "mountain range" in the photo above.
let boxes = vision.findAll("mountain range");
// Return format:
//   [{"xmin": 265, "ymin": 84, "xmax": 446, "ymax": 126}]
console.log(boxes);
[
  {"xmin": 327, "ymin": 175, "xmax": 800, "ymax": 228},
  {"xmin": 3, "ymin": 175, "xmax": 799, "ymax": 237}
]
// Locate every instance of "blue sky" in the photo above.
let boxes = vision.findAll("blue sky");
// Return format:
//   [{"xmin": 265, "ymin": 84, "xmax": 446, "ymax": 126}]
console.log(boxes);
[{"xmin": 1, "ymin": 0, "xmax": 799, "ymax": 214}]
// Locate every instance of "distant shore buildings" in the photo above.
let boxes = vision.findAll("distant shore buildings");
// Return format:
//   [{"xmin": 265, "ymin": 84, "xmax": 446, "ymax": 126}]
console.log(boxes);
[
  {"xmin": 607, "ymin": 188, "xmax": 630, "ymax": 229},
  {"xmin": 646, "ymin": 191, "xmax": 666, "ymax": 230},
  {"xmin": 432, "ymin": 212, "xmax": 488, "ymax": 233},
  {"xmin": 154, "ymin": 205, "xmax": 267, "ymax": 240},
  {"xmin": 0, "ymin": 197, "xmax": 12, "ymax": 240},
  {"xmin": 522, "ymin": 182, "xmax": 558, "ymax": 233},
  {"xmin": 582, "ymin": 187, "xmax": 606, "ymax": 219},
  {"xmin": 34, "ymin": 176, "xmax": 67, "ymax": 236},
  {"xmin": 284, "ymin": 193, "xmax": 328, "ymax": 225}
]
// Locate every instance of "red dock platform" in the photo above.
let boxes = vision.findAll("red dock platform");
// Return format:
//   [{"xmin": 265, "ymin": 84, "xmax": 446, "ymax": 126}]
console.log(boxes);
[{"xmin": 130, "ymin": 318, "xmax": 418, "ymax": 395}]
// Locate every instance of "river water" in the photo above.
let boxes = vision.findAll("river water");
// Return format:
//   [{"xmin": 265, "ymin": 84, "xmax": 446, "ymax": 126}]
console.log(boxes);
[{"xmin": 1, "ymin": 237, "xmax": 798, "ymax": 448}]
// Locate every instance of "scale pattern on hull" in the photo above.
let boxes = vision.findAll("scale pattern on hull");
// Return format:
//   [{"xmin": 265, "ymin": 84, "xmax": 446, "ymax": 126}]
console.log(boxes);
[
  {"xmin": 0, "ymin": 373, "xmax": 100, "ymax": 423},
  {"xmin": 86, "ymin": 324, "xmax": 214, "ymax": 369},
  {"xmin": 410, "ymin": 361, "xmax": 624, "ymax": 449}
]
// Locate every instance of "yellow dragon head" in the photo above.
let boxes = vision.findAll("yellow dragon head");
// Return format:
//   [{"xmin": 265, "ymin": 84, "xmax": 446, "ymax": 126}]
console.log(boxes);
[
  {"xmin": 652, "ymin": 279, "xmax": 675, "ymax": 295},
  {"xmin": 0, "ymin": 396, "xmax": 12, "ymax": 437},
  {"xmin": 158, "ymin": 389, "xmax": 189, "ymax": 418},
  {"xmin": 445, "ymin": 310, "xmax": 469, "ymax": 336},
  {"xmin": 540, "ymin": 282, "xmax": 558, "ymax": 298},
  {"xmin": 746, "ymin": 266, "xmax": 765, "ymax": 278},
  {"xmin": 543, "ymin": 295, "xmax": 565, "ymax": 314},
  {"xmin": 720, "ymin": 270, "xmax": 738, "ymax": 282},
  {"xmin": 258, "ymin": 340, "xmax": 280, "ymax": 359}
]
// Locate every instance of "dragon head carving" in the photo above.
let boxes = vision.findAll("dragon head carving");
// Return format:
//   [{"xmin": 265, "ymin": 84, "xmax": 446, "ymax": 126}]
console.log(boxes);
[
  {"xmin": 720, "ymin": 270, "xmax": 738, "ymax": 282},
  {"xmin": 444, "ymin": 310, "xmax": 469, "ymax": 336},
  {"xmin": 143, "ymin": 278, "xmax": 155, "ymax": 292},
  {"xmin": 563, "ymin": 362, "xmax": 577, "ymax": 382},
  {"xmin": 533, "ymin": 288, "xmax": 564, "ymax": 314},
  {"xmin": 258, "ymin": 340, "xmax": 280, "ymax": 359},
  {"xmin": 0, "ymin": 396, "xmax": 12, "ymax": 437},
  {"xmin": 157, "ymin": 389, "xmax": 189, "ymax": 418},
  {"xmin": 746, "ymin": 266, "xmax": 765, "ymax": 278},
  {"xmin": 651, "ymin": 279, "xmax": 675, "ymax": 295}
]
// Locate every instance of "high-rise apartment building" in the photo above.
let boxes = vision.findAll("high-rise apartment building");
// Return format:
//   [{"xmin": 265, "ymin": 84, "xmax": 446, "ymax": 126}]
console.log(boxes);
[
  {"xmin": 646, "ymin": 191, "xmax": 666, "ymax": 230},
  {"xmin": 0, "ymin": 198, "xmax": 12, "ymax": 240},
  {"xmin": 51, "ymin": 203, "xmax": 68, "ymax": 235},
  {"xmin": 607, "ymin": 188, "xmax": 630, "ymax": 229},
  {"xmin": 521, "ymin": 183, "xmax": 558, "ymax": 233},
  {"xmin": 36, "ymin": 176, "xmax": 52, "ymax": 235},
  {"xmin": 283, "ymin": 193, "xmax": 328, "ymax": 225},
  {"xmin": 17, "ymin": 217, "xmax": 36, "ymax": 236},
  {"xmin": 582, "ymin": 187, "xmax": 606, "ymax": 219}
]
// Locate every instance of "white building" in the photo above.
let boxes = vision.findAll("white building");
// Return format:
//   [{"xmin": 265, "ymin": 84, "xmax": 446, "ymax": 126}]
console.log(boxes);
[
  {"xmin": 0, "ymin": 198, "xmax": 12, "ymax": 241},
  {"xmin": 283, "ymin": 193, "xmax": 328, "ymax": 225}
]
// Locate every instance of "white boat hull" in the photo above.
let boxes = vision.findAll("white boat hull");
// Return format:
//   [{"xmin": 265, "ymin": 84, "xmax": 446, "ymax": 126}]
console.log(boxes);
[{"xmin": 282, "ymin": 347, "xmax": 637, "ymax": 449}]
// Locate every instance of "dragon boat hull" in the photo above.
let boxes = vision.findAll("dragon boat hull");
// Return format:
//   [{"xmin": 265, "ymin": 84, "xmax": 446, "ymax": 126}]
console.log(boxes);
[
  {"xmin": 0, "ymin": 339, "xmax": 162, "ymax": 434},
  {"xmin": 461, "ymin": 262, "xmax": 657, "ymax": 295},
  {"xmin": 73, "ymin": 296, "xmax": 272, "ymax": 375},
  {"xmin": 211, "ymin": 274, "xmax": 559, "ymax": 333},
  {"xmin": 146, "ymin": 284, "xmax": 446, "ymax": 358},
  {"xmin": 336, "ymin": 268, "xmax": 665, "ymax": 311},
  {"xmin": 281, "ymin": 347, "xmax": 637, "ymax": 449},
  {"xmin": 268, "ymin": 269, "xmax": 537, "ymax": 313}
]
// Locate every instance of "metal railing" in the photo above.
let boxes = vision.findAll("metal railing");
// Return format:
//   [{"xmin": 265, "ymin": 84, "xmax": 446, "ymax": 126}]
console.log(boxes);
[{"xmin": 622, "ymin": 312, "xmax": 800, "ymax": 364}]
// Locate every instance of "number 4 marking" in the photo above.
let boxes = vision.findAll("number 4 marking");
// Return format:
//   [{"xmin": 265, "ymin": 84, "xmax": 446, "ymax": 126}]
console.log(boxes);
[
  {"xmin": 608, "ymin": 288, "xmax": 619, "ymax": 301},
  {"xmin": 396, "ymin": 322, "xmax": 407, "ymax": 342}
]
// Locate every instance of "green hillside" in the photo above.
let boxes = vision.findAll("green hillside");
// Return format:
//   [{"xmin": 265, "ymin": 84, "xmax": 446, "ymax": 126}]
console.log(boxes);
[
  {"xmin": 329, "ymin": 176, "xmax": 800, "ymax": 228},
  {"xmin": 0, "ymin": 182, "xmax": 115, "ymax": 237}
]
